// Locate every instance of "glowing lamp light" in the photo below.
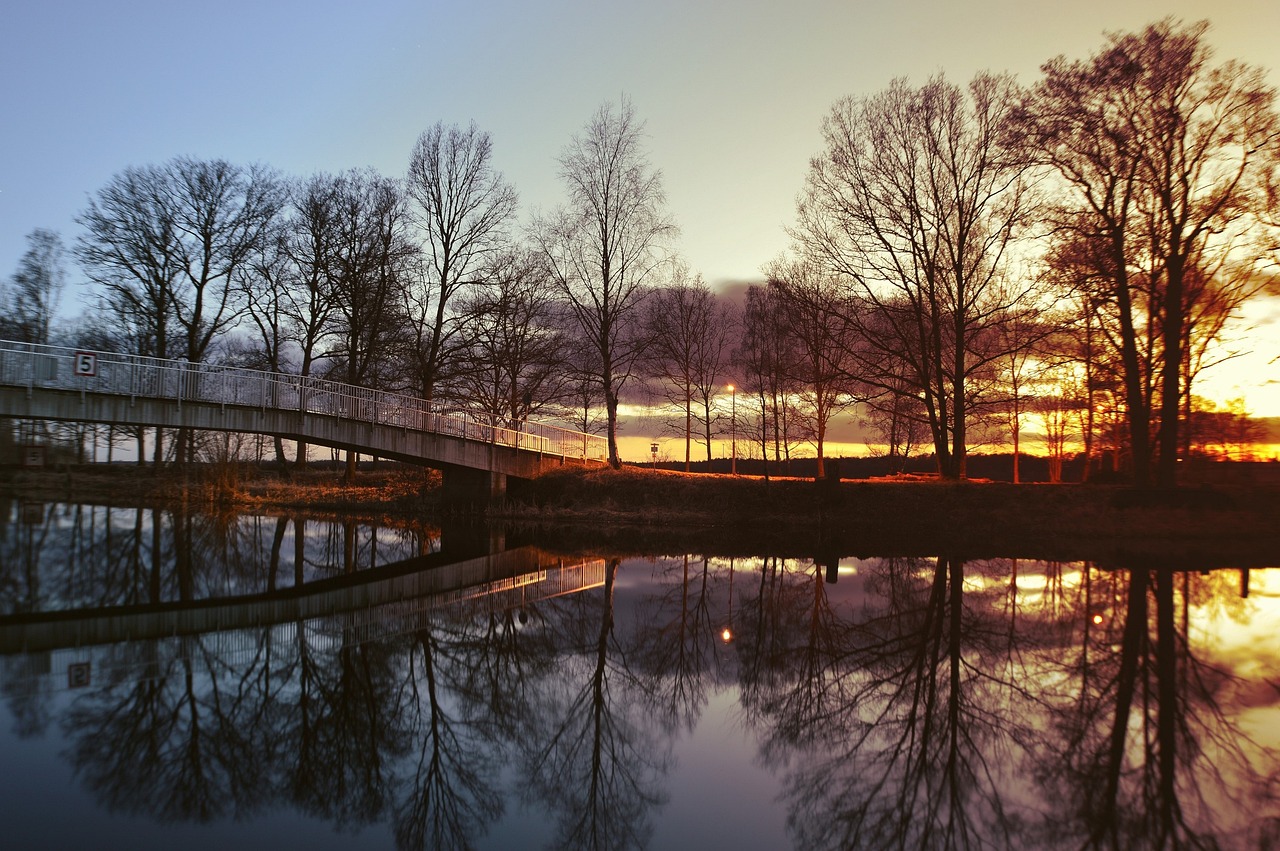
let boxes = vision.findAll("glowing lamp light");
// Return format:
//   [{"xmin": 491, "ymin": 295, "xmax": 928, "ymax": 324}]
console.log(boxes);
[
  {"xmin": 1092, "ymin": 614, "xmax": 1104, "ymax": 625},
  {"xmin": 721, "ymin": 627, "xmax": 733, "ymax": 643}
]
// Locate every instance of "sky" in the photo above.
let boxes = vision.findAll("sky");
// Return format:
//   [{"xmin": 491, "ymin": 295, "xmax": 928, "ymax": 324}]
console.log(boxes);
[{"xmin": 2, "ymin": 0, "xmax": 1279, "ymax": 432}]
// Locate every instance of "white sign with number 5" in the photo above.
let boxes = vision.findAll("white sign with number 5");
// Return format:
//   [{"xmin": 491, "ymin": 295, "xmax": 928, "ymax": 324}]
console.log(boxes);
[{"xmin": 74, "ymin": 351, "xmax": 98, "ymax": 377}]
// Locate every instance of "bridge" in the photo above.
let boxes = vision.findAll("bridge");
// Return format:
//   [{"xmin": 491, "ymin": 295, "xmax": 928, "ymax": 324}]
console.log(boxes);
[
  {"xmin": 0, "ymin": 545, "xmax": 606, "ymax": 655},
  {"xmin": 0, "ymin": 340, "xmax": 608, "ymax": 501}
]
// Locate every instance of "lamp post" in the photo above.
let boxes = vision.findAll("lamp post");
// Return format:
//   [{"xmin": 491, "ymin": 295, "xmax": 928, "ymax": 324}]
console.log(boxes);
[
  {"xmin": 650, "ymin": 441, "xmax": 659, "ymax": 468},
  {"xmin": 727, "ymin": 383, "xmax": 736, "ymax": 475}
]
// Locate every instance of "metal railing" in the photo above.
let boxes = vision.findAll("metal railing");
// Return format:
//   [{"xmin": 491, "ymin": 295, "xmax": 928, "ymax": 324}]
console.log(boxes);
[{"xmin": 0, "ymin": 340, "xmax": 609, "ymax": 462}]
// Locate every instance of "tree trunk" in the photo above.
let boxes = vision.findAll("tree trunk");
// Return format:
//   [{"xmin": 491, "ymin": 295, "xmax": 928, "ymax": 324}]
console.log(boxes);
[
  {"xmin": 605, "ymin": 390, "xmax": 621, "ymax": 469},
  {"xmin": 1156, "ymin": 254, "xmax": 1186, "ymax": 488}
]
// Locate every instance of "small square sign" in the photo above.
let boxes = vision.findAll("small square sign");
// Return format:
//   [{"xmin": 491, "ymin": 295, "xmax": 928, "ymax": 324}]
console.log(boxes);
[
  {"xmin": 74, "ymin": 351, "xmax": 98, "ymax": 377},
  {"xmin": 68, "ymin": 662, "xmax": 91, "ymax": 688},
  {"xmin": 21, "ymin": 446, "xmax": 45, "ymax": 468}
]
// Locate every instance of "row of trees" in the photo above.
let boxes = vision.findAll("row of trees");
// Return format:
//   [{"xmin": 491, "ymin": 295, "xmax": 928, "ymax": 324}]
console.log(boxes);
[
  {"xmin": 4, "ymin": 20, "xmax": 1278, "ymax": 484},
  {"xmin": 3, "ymin": 104, "xmax": 683, "ymax": 471},
  {"xmin": 771, "ymin": 19, "xmax": 1280, "ymax": 485}
]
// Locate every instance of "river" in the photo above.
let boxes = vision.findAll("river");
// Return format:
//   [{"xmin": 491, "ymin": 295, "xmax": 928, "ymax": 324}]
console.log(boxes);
[{"xmin": 1, "ymin": 500, "xmax": 1278, "ymax": 850}]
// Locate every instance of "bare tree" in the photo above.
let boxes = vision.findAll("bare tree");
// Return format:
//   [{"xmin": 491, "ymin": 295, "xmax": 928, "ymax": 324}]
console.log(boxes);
[
  {"xmin": 534, "ymin": 98, "xmax": 677, "ymax": 467},
  {"xmin": 236, "ymin": 216, "xmax": 296, "ymax": 466},
  {"xmin": 167, "ymin": 158, "xmax": 284, "ymax": 364},
  {"xmin": 6, "ymin": 228, "xmax": 67, "ymax": 344},
  {"xmin": 77, "ymin": 164, "xmax": 181, "ymax": 362},
  {"xmin": 78, "ymin": 157, "xmax": 283, "ymax": 364},
  {"xmin": 76, "ymin": 158, "xmax": 283, "ymax": 464},
  {"xmin": 795, "ymin": 73, "xmax": 1038, "ymax": 480},
  {"xmin": 858, "ymin": 364, "xmax": 929, "ymax": 475},
  {"xmin": 995, "ymin": 311, "xmax": 1062, "ymax": 483},
  {"xmin": 765, "ymin": 257, "xmax": 862, "ymax": 479},
  {"xmin": 1019, "ymin": 19, "xmax": 1280, "ymax": 486},
  {"xmin": 562, "ymin": 334, "xmax": 608, "ymax": 438},
  {"xmin": 405, "ymin": 121, "xmax": 519, "ymax": 404},
  {"xmin": 449, "ymin": 246, "xmax": 572, "ymax": 428},
  {"xmin": 321, "ymin": 169, "xmax": 416, "ymax": 482},
  {"xmin": 642, "ymin": 269, "xmax": 736, "ymax": 469},
  {"xmin": 738, "ymin": 283, "xmax": 802, "ymax": 478}
]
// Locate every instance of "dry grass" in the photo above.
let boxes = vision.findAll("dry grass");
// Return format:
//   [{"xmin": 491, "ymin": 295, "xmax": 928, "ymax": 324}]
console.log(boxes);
[{"xmin": 505, "ymin": 465, "xmax": 1280, "ymax": 564}]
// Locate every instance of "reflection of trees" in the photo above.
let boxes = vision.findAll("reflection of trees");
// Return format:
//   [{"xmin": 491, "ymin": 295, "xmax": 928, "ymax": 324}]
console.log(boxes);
[
  {"xmin": 63, "ymin": 636, "xmax": 278, "ymax": 821},
  {"xmin": 0, "ymin": 499, "xmax": 54, "ymax": 613},
  {"xmin": 521, "ymin": 559, "xmax": 671, "ymax": 851},
  {"xmin": 0, "ymin": 505, "xmax": 438, "ymax": 616},
  {"xmin": 747, "ymin": 559, "xmax": 852, "ymax": 755},
  {"xmin": 632, "ymin": 555, "xmax": 733, "ymax": 733},
  {"xmin": 1035, "ymin": 566, "xmax": 1280, "ymax": 849},
  {"xmin": 286, "ymin": 632, "xmax": 405, "ymax": 828},
  {"xmin": 46, "ymin": 564, "xmax": 563, "ymax": 847},
  {"xmin": 744, "ymin": 556, "xmax": 1037, "ymax": 850},
  {"xmin": 12, "ymin": 542, "xmax": 1280, "ymax": 849},
  {"xmin": 392, "ymin": 625, "xmax": 503, "ymax": 851}
]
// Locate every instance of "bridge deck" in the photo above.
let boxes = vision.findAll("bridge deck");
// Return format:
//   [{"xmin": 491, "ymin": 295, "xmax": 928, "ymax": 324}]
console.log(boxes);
[{"xmin": 0, "ymin": 340, "xmax": 607, "ymax": 484}]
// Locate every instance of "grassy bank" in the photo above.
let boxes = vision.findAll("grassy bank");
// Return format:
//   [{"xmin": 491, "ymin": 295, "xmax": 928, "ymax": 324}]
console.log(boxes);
[{"xmin": 504, "ymin": 466, "xmax": 1280, "ymax": 564}]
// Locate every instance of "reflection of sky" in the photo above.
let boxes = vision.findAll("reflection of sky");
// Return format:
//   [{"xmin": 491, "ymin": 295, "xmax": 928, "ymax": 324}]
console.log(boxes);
[
  {"xmin": 0, "ymin": 694, "xmax": 394, "ymax": 850},
  {"xmin": 1194, "ymin": 569, "xmax": 1280, "ymax": 705},
  {"xmin": 648, "ymin": 687, "xmax": 789, "ymax": 851}
]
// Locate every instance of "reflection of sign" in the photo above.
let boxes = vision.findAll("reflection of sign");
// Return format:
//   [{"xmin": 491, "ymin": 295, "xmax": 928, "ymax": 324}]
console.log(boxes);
[
  {"xmin": 74, "ymin": 351, "xmax": 98, "ymax": 377},
  {"xmin": 68, "ymin": 662, "xmax": 91, "ymax": 688},
  {"xmin": 21, "ymin": 501, "xmax": 44, "ymax": 524},
  {"xmin": 21, "ymin": 445, "xmax": 45, "ymax": 468}
]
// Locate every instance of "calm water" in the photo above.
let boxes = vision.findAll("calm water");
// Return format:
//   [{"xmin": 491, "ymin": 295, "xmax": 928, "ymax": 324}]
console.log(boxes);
[{"xmin": 1, "ymin": 500, "xmax": 1279, "ymax": 850}]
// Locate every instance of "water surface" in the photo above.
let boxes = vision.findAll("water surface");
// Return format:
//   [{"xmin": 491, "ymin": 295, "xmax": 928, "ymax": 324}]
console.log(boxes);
[{"xmin": 1, "ymin": 502, "xmax": 1278, "ymax": 849}]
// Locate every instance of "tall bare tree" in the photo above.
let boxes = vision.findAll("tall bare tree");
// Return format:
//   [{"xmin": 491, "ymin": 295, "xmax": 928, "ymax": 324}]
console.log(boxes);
[
  {"xmin": 405, "ymin": 121, "xmax": 519, "ymax": 403},
  {"xmin": 1019, "ymin": 19, "xmax": 1280, "ymax": 487},
  {"xmin": 858, "ymin": 362, "xmax": 929, "ymax": 475},
  {"xmin": 322, "ymin": 169, "xmax": 416, "ymax": 482},
  {"xmin": 738, "ymin": 283, "xmax": 802, "ymax": 478},
  {"xmin": 534, "ymin": 98, "xmax": 677, "ymax": 467},
  {"xmin": 77, "ymin": 165, "xmax": 181, "ymax": 362},
  {"xmin": 78, "ymin": 158, "xmax": 283, "ymax": 463},
  {"xmin": 78, "ymin": 157, "xmax": 282, "ymax": 364},
  {"xmin": 167, "ymin": 158, "xmax": 284, "ymax": 364},
  {"xmin": 794, "ymin": 73, "xmax": 1038, "ymax": 480}
]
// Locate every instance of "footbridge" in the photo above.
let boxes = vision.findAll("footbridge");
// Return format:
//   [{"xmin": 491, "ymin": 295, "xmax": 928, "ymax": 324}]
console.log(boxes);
[
  {"xmin": 0, "ymin": 545, "xmax": 606, "ymax": 655},
  {"xmin": 0, "ymin": 340, "xmax": 607, "ymax": 500}
]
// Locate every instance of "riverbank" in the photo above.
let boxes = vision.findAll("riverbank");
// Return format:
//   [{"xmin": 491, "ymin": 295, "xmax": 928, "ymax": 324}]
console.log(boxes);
[
  {"xmin": 3, "ymin": 463, "xmax": 1279, "ymax": 565},
  {"xmin": 0, "ymin": 463, "xmax": 442, "ymax": 516},
  {"xmin": 508, "ymin": 465, "xmax": 1280, "ymax": 565}
]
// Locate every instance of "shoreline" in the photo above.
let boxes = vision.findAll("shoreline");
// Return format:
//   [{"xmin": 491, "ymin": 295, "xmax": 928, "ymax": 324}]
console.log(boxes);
[{"xmin": 4, "ymin": 463, "xmax": 1279, "ymax": 566}]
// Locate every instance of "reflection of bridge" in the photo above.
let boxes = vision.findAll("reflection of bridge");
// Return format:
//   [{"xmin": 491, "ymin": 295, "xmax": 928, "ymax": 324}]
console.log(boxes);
[
  {"xmin": 0, "ymin": 546, "xmax": 606, "ymax": 655},
  {"xmin": 0, "ymin": 340, "xmax": 608, "ymax": 500}
]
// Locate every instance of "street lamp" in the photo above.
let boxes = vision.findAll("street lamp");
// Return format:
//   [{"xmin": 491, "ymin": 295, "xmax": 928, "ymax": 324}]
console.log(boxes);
[
  {"xmin": 650, "ymin": 441, "xmax": 659, "ymax": 468},
  {"xmin": 727, "ymin": 383, "xmax": 736, "ymax": 475}
]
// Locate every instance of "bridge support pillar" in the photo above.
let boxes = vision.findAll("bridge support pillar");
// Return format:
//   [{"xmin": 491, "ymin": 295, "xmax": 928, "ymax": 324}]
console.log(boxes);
[{"xmin": 441, "ymin": 465, "xmax": 507, "ymax": 509}]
